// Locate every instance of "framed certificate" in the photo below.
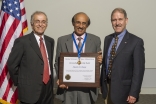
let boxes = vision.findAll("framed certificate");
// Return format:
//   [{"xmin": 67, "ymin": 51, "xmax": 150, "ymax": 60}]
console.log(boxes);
[{"xmin": 59, "ymin": 52, "xmax": 100, "ymax": 87}]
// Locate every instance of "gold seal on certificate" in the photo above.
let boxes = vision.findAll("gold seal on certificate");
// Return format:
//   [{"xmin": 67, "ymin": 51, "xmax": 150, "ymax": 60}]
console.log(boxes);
[
  {"xmin": 65, "ymin": 74, "xmax": 71, "ymax": 80},
  {"xmin": 77, "ymin": 60, "xmax": 81, "ymax": 65}
]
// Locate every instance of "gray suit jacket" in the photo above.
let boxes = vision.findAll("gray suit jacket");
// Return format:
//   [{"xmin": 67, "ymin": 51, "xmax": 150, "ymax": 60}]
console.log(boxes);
[
  {"xmin": 7, "ymin": 32, "xmax": 54, "ymax": 103},
  {"xmin": 100, "ymin": 31, "xmax": 145, "ymax": 104},
  {"xmin": 55, "ymin": 33, "xmax": 101, "ymax": 102}
]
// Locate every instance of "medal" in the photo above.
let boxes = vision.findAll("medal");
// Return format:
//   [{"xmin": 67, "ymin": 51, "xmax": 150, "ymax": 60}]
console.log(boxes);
[{"xmin": 77, "ymin": 59, "xmax": 81, "ymax": 65}]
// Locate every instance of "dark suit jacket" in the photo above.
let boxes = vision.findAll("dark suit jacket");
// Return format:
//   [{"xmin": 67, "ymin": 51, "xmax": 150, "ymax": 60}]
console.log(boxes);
[
  {"xmin": 100, "ymin": 31, "xmax": 145, "ymax": 104},
  {"xmin": 7, "ymin": 32, "xmax": 54, "ymax": 103},
  {"xmin": 54, "ymin": 33, "xmax": 101, "ymax": 102}
]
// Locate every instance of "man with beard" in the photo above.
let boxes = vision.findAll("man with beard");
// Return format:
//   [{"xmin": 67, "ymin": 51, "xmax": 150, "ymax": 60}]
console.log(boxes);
[
  {"xmin": 55, "ymin": 12, "xmax": 102, "ymax": 104},
  {"xmin": 100, "ymin": 8, "xmax": 145, "ymax": 104}
]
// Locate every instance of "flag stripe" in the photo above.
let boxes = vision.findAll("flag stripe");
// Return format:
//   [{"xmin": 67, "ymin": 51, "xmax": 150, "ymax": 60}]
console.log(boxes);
[
  {"xmin": 7, "ymin": 84, "xmax": 16, "ymax": 102},
  {"xmin": 20, "ymin": 0, "xmax": 24, "ymax": 6},
  {"xmin": 0, "ymin": 11, "xmax": 5, "ymax": 32},
  {"xmin": 20, "ymin": 0, "xmax": 24, "ymax": 3},
  {"xmin": 21, "ymin": 8, "xmax": 26, "ymax": 16},
  {"xmin": 22, "ymin": 20, "xmax": 28, "ymax": 30},
  {"xmin": 0, "ymin": 65, "xmax": 8, "ymax": 89},
  {"xmin": 0, "ymin": 73, "xmax": 10, "ymax": 98},
  {"xmin": 0, "ymin": 14, "xmax": 14, "ymax": 54},
  {"xmin": 0, "ymin": 19, "xmax": 20, "ymax": 62},
  {"xmin": 0, "ymin": 13, "xmax": 9, "ymax": 39},
  {"xmin": 21, "ymin": 14, "xmax": 27, "ymax": 22},
  {"xmin": 10, "ymin": 88, "xmax": 18, "ymax": 103},
  {"xmin": 2, "ymin": 78, "xmax": 13, "ymax": 101},
  {"xmin": 0, "ymin": 65, "xmax": 7, "ymax": 87}
]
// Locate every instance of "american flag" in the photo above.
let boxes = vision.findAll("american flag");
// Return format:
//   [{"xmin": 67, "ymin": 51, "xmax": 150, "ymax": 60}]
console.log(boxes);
[{"xmin": 0, "ymin": 0, "xmax": 28, "ymax": 103}]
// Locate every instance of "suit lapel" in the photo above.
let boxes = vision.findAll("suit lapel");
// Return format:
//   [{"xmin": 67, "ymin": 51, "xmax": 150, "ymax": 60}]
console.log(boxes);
[
  {"xmin": 85, "ymin": 33, "xmax": 92, "ymax": 52},
  {"xmin": 44, "ymin": 36, "xmax": 51, "ymax": 62},
  {"xmin": 115, "ymin": 32, "xmax": 129, "ymax": 58},
  {"xmin": 65, "ymin": 34, "xmax": 73, "ymax": 52},
  {"xmin": 29, "ymin": 32, "xmax": 43, "ymax": 60}
]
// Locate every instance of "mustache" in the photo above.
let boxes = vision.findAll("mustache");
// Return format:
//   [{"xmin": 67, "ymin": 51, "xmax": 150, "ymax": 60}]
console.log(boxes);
[
  {"xmin": 115, "ymin": 24, "xmax": 121, "ymax": 27},
  {"xmin": 78, "ymin": 27, "xmax": 83, "ymax": 29}
]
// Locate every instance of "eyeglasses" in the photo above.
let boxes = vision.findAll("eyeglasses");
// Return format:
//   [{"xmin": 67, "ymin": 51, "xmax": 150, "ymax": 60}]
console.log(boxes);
[{"xmin": 33, "ymin": 20, "xmax": 48, "ymax": 25}]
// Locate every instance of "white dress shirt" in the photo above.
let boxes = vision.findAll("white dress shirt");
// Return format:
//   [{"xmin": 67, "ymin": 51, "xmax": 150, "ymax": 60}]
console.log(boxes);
[{"xmin": 34, "ymin": 34, "xmax": 51, "ymax": 75}]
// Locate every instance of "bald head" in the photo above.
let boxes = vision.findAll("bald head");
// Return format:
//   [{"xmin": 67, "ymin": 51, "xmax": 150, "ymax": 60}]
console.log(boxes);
[
  {"xmin": 72, "ymin": 12, "xmax": 90, "ymax": 36},
  {"xmin": 72, "ymin": 12, "xmax": 91, "ymax": 26}
]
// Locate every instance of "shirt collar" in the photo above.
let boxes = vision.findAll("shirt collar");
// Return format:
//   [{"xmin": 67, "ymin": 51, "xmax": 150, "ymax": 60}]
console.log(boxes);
[
  {"xmin": 74, "ymin": 32, "xmax": 85, "ymax": 40},
  {"xmin": 34, "ymin": 34, "xmax": 45, "ymax": 41},
  {"xmin": 114, "ymin": 29, "xmax": 127, "ymax": 39}
]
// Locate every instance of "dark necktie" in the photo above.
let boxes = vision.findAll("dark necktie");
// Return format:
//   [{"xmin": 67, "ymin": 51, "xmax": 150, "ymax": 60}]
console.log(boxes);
[
  {"xmin": 108, "ymin": 36, "xmax": 118, "ymax": 79},
  {"xmin": 78, "ymin": 37, "xmax": 82, "ymax": 49},
  {"xmin": 39, "ymin": 37, "xmax": 49, "ymax": 84}
]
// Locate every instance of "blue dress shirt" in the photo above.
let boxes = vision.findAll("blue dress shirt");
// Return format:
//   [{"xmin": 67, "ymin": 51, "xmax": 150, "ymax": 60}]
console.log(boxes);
[{"xmin": 106, "ymin": 29, "xmax": 127, "ymax": 75}]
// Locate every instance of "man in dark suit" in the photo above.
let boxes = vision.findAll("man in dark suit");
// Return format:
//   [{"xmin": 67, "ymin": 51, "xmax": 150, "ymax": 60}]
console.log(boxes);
[
  {"xmin": 55, "ymin": 12, "xmax": 102, "ymax": 104},
  {"xmin": 7, "ymin": 11, "xmax": 54, "ymax": 104},
  {"xmin": 100, "ymin": 8, "xmax": 145, "ymax": 104}
]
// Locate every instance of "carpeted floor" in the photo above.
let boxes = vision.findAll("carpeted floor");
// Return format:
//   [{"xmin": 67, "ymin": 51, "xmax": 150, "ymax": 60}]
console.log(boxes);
[{"xmin": 54, "ymin": 94, "xmax": 156, "ymax": 104}]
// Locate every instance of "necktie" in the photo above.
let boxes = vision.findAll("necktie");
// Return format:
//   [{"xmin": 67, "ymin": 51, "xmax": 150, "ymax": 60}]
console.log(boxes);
[
  {"xmin": 108, "ymin": 36, "xmax": 118, "ymax": 79},
  {"xmin": 78, "ymin": 37, "xmax": 82, "ymax": 49},
  {"xmin": 39, "ymin": 37, "xmax": 49, "ymax": 84}
]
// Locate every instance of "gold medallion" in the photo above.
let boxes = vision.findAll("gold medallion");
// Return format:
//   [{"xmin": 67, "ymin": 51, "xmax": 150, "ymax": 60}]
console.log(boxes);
[
  {"xmin": 77, "ymin": 60, "xmax": 81, "ymax": 65},
  {"xmin": 65, "ymin": 74, "xmax": 71, "ymax": 80}
]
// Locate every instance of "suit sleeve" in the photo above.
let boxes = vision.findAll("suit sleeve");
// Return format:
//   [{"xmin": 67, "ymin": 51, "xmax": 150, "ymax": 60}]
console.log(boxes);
[
  {"xmin": 54, "ymin": 37, "xmax": 61, "ymax": 79},
  {"xmin": 50, "ymin": 38, "xmax": 55, "ymax": 70},
  {"xmin": 96, "ymin": 37, "xmax": 102, "ymax": 52},
  {"xmin": 100, "ymin": 37, "xmax": 108, "ymax": 99},
  {"xmin": 129, "ymin": 38, "xmax": 145, "ymax": 98},
  {"xmin": 50, "ymin": 38, "xmax": 55, "ymax": 64},
  {"xmin": 7, "ymin": 38, "xmax": 24, "ymax": 86}
]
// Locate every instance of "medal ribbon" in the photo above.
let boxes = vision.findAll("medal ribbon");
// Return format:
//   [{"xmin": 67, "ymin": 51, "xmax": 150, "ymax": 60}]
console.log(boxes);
[{"xmin": 72, "ymin": 33, "xmax": 87, "ymax": 59}]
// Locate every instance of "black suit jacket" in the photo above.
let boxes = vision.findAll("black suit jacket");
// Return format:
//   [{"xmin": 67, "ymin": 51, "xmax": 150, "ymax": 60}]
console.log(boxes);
[
  {"xmin": 100, "ymin": 31, "xmax": 145, "ymax": 104},
  {"xmin": 7, "ymin": 32, "xmax": 54, "ymax": 103}
]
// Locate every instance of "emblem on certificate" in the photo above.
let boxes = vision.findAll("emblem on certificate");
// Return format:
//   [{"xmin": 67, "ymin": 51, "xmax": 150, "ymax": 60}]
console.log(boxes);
[{"xmin": 65, "ymin": 74, "xmax": 71, "ymax": 80}]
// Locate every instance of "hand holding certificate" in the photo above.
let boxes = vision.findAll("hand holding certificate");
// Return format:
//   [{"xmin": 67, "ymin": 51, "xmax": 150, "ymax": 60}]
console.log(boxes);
[{"xmin": 57, "ymin": 79, "xmax": 68, "ymax": 89}]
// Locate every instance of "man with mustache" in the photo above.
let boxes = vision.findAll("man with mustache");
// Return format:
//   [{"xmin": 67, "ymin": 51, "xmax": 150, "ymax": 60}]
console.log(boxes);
[
  {"xmin": 55, "ymin": 12, "xmax": 102, "ymax": 104},
  {"xmin": 100, "ymin": 8, "xmax": 145, "ymax": 104}
]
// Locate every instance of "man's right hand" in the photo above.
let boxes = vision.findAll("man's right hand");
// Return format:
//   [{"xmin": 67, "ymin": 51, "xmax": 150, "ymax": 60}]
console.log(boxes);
[{"xmin": 57, "ymin": 79, "xmax": 68, "ymax": 89}]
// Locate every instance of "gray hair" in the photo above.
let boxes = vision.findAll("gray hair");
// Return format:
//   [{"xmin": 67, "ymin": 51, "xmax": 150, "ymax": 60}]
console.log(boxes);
[
  {"xmin": 30, "ymin": 11, "xmax": 48, "ymax": 24},
  {"xmin": 111, "ymin": 8, "xmax": 127, "ymax": 19}
]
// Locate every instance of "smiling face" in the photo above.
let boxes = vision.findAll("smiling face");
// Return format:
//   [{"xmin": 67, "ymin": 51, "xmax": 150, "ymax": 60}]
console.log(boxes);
[
  {"xmin": 111, "ymin": 11, "xmax": 128, "ymax": 34},
  {"xmin": 31, "ymin": 13, "xmax": 47, "ymax": 36},
  {"xmin": 72, "ymin": 13, "xmax": 89, "ymax": 36}
]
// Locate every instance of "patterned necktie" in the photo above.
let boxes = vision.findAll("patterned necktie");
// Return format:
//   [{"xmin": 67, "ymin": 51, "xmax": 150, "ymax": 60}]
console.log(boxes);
[
  {"xmin": 77, "ymin": 37, "xmax": 82, "ymax": 49},
  {"xmin": 108, "ymin": 36, "xmax": 118, "ymax": 79},
  {"xmin": 39, "ymin": 37, "xmax": 49, "ymax": 84}
]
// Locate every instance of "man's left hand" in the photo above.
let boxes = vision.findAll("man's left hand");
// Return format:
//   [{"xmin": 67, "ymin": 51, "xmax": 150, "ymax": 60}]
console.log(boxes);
[
  {"xmin": 97, "ymin": 51, "xmax": 102, "ymax": 64},
  {"xmin": 127, "ymin": 95, "xmax": 136, "ymax": 104}
]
